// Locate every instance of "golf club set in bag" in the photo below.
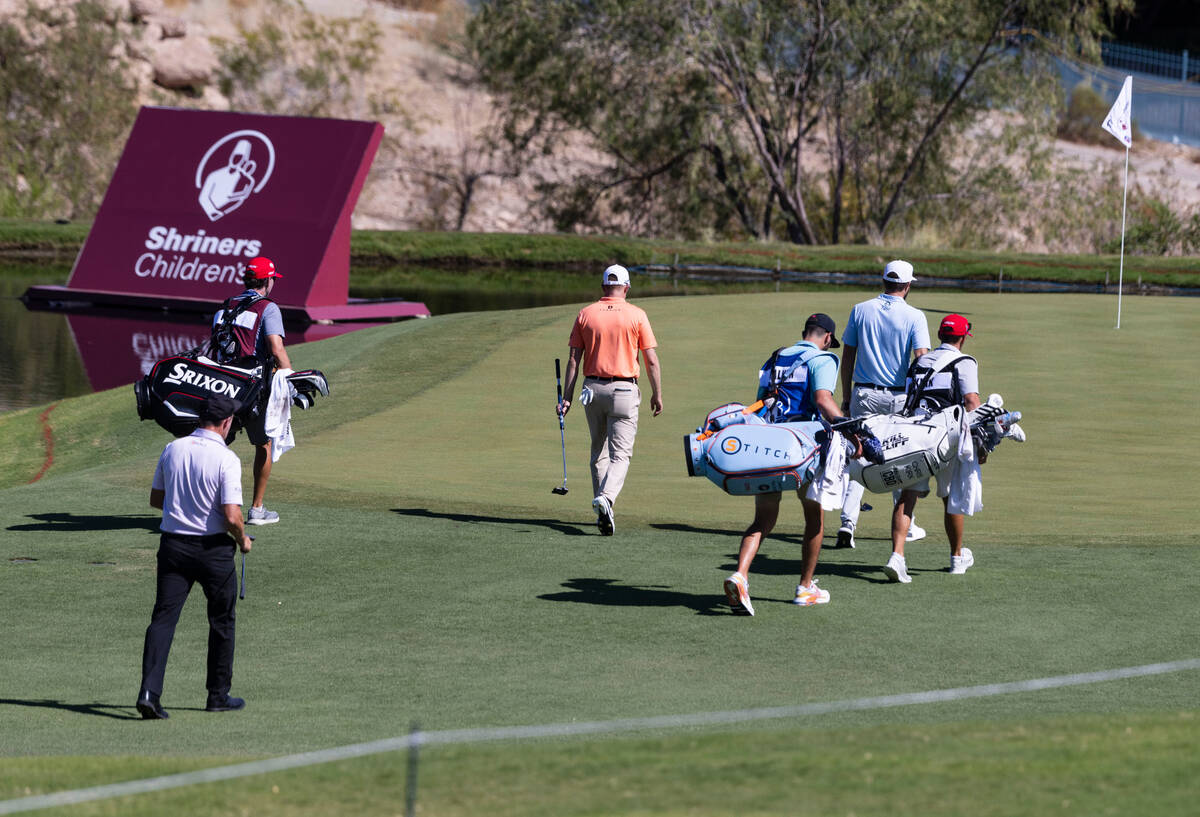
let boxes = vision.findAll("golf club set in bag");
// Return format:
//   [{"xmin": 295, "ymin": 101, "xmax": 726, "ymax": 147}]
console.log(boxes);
[
  {"xmin": 684, "ymin": 397, "xmax": 1025, "ymax": 497},
  {"xmin": 134, "ymin": 353, "xmax": 330, "ymax": 442}
]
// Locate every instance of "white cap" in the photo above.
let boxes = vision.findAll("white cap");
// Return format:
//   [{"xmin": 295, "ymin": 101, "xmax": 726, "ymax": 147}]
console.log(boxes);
[
  {"xmin": 883, "ymin": 260, "xmax": 915, "ymax": 283},
  {"xmin": 602, "ymin": 264, "xmax": 631, "ymax": 286}
]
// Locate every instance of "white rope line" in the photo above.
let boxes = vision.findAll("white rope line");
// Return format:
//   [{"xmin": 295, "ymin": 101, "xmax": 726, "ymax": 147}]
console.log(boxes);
[{"xmin": 3, "ymin": 657, "xmax": 1197, "ymax": 815}]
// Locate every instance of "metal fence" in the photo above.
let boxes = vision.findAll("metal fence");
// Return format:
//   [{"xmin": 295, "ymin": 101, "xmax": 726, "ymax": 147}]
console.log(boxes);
[{"xmin": 1101, "ymin": 40, "xmax": 1194, "ymax": 84}]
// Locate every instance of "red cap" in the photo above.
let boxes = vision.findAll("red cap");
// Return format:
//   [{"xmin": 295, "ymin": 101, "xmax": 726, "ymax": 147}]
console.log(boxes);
[
  {"xmin": 246, "ymin": 256, "xmax": 281, "ymax": 279},
  {"xmin": 939, "ymin": 314, "xmax": 972, "ymax": 338}
]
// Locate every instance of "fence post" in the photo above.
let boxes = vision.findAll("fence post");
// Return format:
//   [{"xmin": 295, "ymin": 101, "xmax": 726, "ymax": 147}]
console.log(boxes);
[
  {"xmin": 1183, "ymin": 49, "xmax": 1189, "ymax": 83},
  {"xmin": 998, "ymin": 267, "xmax": 1003, "ymax": 294},
  {"xmin": 775, "ymin": 258, "xmax": 781, "ymax": 292},
  {"xmin": 406, "ymin": 722, "xmax": 422, "ymax": 817}
]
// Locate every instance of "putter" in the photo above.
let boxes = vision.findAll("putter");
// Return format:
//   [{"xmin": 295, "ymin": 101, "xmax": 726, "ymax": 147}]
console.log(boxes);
[
  {"xmin": 239, "ymin": 536, "xmax": 254, "ymax": 600},
  {"xmin": 552, "ymin": 358, "xmax": 569, "ymax": 495}
]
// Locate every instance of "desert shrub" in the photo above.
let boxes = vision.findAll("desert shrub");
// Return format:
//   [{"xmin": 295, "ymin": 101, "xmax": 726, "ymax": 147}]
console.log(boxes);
[
  {"xmin": 213, "ymin": 0, "xmax": 391, "ymax": 119},
  {"xmin": 0, "ymin": 0, "xmax": 138, "ymax": 219},
  {"xmin": 1103, "ymin": 197, "xmax": 1200, "ymax": 255}
]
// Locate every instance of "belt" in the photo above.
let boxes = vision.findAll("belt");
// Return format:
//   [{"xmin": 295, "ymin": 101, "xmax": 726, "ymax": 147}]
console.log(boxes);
[
  {"xmin": 586, "ymin": 375, "xmax": 638, "ymax": 383},
  {"xmin": 853, "ymin": 382, "xmax": 905, "ymax": 392}
]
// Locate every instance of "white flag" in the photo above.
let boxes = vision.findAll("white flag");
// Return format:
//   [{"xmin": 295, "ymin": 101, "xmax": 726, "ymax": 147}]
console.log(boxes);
[{"xmin": 1101, "ymin": 75, "xmax": 1133, "ymax": 149}]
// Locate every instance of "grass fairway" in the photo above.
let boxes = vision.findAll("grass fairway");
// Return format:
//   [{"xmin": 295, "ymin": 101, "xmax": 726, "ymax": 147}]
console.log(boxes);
[{"xmin": 1, "ymin": 290, "xmax": 1198, "ymax": 815}]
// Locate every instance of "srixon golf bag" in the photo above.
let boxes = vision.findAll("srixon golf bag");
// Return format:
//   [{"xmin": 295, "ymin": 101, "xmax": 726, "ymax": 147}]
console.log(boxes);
[
  {"xmin": 684, "ymin": 403, "xmax": 828, "ymax": 495},
  {"xmin": 135, "ymin": 353, "xmax": 330, "ymax": 438}
]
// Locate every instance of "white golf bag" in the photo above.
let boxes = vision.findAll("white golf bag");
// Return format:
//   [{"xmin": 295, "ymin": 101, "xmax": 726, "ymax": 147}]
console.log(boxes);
[
  {"xmin": 684, "ymin": 399, "xmax": 1025, "ymax": 497},
  {"xmin": 846, "ymin": 406, "xmax": 965, "ymax": 493}
]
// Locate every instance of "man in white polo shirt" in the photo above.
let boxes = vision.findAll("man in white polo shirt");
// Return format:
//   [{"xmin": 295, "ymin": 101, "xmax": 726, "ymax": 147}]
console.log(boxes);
[
  {"xmin": 136, "ymin": 395, "xmax": 254, "ymax": 720},
  {"xmin": 837, "ymin": 260, "xmax": 931, "ymax": 551}
]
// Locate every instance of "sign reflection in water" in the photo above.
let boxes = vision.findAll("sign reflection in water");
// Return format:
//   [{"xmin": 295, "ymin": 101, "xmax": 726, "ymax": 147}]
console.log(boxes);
[
  {"xmin": 69, "ymin": 311, "xmax": 383, "ymax": 393},
  {"xmin": 0, "ymin": 305, "xmax": 383, "ymax": 412}
]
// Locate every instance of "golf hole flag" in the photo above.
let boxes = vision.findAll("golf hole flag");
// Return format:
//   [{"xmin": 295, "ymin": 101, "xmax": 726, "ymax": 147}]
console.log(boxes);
[{"xmin": 1102, "ymin": 76, "xmax": 1133, "ymax": 149}]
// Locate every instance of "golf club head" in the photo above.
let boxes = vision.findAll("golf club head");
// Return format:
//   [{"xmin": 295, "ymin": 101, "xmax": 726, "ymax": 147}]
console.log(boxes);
[{"xmin": 551, "ymin": 486, "xmax": 569, "ymax": 495}]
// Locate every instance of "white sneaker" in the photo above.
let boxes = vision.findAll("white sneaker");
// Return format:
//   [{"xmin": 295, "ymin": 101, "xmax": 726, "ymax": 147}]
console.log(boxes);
[
  {"xmin": 723, "ymin": 573, "xmax": 754, "ymax": 616},
  {"xmin": 883, "ymin": 552, "xmax": 912, "ymax": 583},
  {"xmin": 950, "ymin": 547, "xmax": 974, "ymax": 575},
  {"xmin": 246, "ymin": 505, "xmax": 279, "ymax": 525},
  {"xmin": 793, "ymin": 579, "xmax": 830, "ymax": 606},
  {"xmin": 1006, "ymin": 423, "xmax": 1026, "ymax": 443},
  {"xmin": 906, "ymin": 521, "xmax": 926, "ymax": 542},
  {"xmin": 835, "ymin": 525, "xmax": 856, "ymax": 549},
  {"xmin": 592, "ymin": 495, "xmax": 614, "ymax": 536}
]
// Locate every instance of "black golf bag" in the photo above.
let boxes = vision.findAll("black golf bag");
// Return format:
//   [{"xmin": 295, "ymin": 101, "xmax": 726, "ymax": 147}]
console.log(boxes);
[{"xmin": 135, "ymin": 355, "xmax": 267, "ymax": 438}]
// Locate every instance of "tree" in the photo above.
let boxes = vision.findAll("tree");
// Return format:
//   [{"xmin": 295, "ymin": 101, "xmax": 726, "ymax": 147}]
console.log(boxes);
[
  {"xmin": 468, "ymin": 0, "xmax": 1132, "ymax": 245},
  {"xmin": 0, "ymin": 1, "xmax": 138, "ymax": 219}
]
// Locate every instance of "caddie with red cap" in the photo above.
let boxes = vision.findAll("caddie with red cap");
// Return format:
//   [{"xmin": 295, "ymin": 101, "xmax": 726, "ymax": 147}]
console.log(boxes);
[
  {"xmin": 895, "ymin": 308, "xmax": 984, "ymax": 580},
  {"xmin": 209, "ymin": 254, "xmax": 294, "ymax": 527},
  {"xmin": 938, "ymin": 314, "xmax": 972, "ymax": 339},
  {"xmin": 245, "ymin": 256, "xmax": 282, "ymax": 281}
]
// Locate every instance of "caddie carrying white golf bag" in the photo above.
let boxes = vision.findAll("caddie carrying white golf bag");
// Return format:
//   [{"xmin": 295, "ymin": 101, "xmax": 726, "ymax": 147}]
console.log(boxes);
[{"xmin": 684, "ymin": 398, "xmax": 1024, "ymax": 504}]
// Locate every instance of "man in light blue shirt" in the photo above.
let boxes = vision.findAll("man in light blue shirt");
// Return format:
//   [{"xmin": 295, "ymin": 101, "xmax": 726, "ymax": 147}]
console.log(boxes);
[{"xmin": 836, "ymin": 260, "xmax": 930, "ymax": 549}]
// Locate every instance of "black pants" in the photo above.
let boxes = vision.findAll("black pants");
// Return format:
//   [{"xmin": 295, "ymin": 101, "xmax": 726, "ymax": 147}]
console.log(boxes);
[{"xmin": 140, "ymin": 532, "xmax": 237, "ymax": 699}]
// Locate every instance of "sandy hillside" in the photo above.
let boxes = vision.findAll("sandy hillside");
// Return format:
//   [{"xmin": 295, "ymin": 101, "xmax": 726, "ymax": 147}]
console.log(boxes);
[{"xmin": 30, "ymin": 0, "xmax": 1200, "ymax": 240}]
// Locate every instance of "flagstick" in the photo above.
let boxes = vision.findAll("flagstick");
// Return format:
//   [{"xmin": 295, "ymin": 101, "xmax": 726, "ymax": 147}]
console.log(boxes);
[{"xmin": 1116, "ymin": 145, "xmax": 1129, "ymax": 329}]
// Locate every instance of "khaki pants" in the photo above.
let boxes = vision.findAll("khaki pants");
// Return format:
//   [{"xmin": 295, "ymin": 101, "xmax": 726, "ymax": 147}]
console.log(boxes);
[
  {"xmin": 583, "ymin": 378, "xmax": 640, "ymax": 505},
  {"xmin": 840, "ymin": 386, "xmax": 907, "ymax": 530}
]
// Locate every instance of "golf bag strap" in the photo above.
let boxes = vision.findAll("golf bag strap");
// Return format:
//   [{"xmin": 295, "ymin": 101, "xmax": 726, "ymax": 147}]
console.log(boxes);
[
  {"xmin": 761, "ymin": 346, "xmax": 836, "ymax": 421},
  {"xmin": 903, "ymin": 351, "xmax": 972, "ymax": 415},
  {"xmin": 209, "ymin": 294, "xmax": 269, "ymax": 364}
]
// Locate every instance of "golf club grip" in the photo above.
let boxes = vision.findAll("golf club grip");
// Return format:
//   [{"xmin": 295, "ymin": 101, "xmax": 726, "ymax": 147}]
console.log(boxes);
[{"xmin": 555, "ymin": 358, "xmax": 563, "ymax": 401}]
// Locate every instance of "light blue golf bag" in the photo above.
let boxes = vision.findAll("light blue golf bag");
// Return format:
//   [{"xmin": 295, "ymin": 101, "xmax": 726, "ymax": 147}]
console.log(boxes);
[{"xmin": 683, "ymin": 403, "xmax": 828, "ymax": 495}]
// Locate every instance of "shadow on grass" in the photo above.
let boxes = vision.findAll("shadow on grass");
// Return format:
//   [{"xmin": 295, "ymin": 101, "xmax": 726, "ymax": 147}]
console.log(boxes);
[
  {"xmin": 7, "ymin": 513, "xmax": 159, "ymax": 533},
  {"xmin": 651, "ymin": 522, "xmax": 804, "ymax": 545},
  {"xmin": 539, "ymin": 578, "xmax": 727, "ymax": 616},
  {"xmin": 653, "ymin": 522, "xmax": 888, "ymax": 552},
  {"xmin": 717, "ymin": 552, "xmax": 894, "ymax": 585},
  {"xmin": 0, "ymin": 698, "xmax": 143, "ymax": 721},
  {"xmin": 392, "ymin": 508, "xmax": 589, "ymax": 536}
]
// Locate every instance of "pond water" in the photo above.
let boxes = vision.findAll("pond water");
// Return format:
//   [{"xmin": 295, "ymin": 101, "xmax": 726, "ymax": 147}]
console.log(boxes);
[{"xmin": 0, "ymin": 276, "xmax": 596, "ymax": 414}]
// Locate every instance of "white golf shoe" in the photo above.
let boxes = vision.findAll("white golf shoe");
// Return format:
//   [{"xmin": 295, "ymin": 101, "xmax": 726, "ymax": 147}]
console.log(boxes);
[
  {"xmin": 592, "ymin": 495, "xmax": 614, "ymax": 536},
  {"xmin": 883, "ymin": 552, "xmax": 913, "ymax": 583},
  {"xmin": 950, "ymin": 547, "xmax": 974, "ymax": 575},
  {"xmin": 906, "ymin": 521, "xmax": 926, "ymax": 542}
]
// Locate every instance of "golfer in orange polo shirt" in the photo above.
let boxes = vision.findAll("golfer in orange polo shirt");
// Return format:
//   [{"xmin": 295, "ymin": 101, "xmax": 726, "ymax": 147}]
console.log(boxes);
[{"xmin": 557, "ymin": 264, "xmax": 663, "ymax": 535}]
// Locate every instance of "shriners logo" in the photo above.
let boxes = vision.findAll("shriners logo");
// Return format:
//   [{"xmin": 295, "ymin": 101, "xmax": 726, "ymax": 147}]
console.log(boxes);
[{"xmin": 196, "ymin": 130, "xmax": 276, "ymax": 221}]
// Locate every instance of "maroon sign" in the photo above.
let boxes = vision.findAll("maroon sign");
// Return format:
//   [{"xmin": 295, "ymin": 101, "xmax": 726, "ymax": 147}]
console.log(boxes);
[{"xmin": 67, "ymin": 106, "xmax": 383, "ymax": 309}]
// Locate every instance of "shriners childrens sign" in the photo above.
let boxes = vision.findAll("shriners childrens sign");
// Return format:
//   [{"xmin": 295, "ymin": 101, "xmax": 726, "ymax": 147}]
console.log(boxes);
[
  {"xmin": 133, "ymin": 126, "xmax": 275, "ymax": 285},
  {"xmin": 63, "ymin": 106, "xmax": 385, "ymax": 313},
  {"xmin": 134, "ymin": 131, "xmax": 275, "ymax": 285}
]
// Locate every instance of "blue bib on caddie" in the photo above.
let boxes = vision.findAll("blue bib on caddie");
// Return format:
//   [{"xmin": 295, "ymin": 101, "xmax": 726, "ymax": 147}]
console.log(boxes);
[{"xmin": 758, "ymin": 344, "xmax": 837, "ymax": 423}]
